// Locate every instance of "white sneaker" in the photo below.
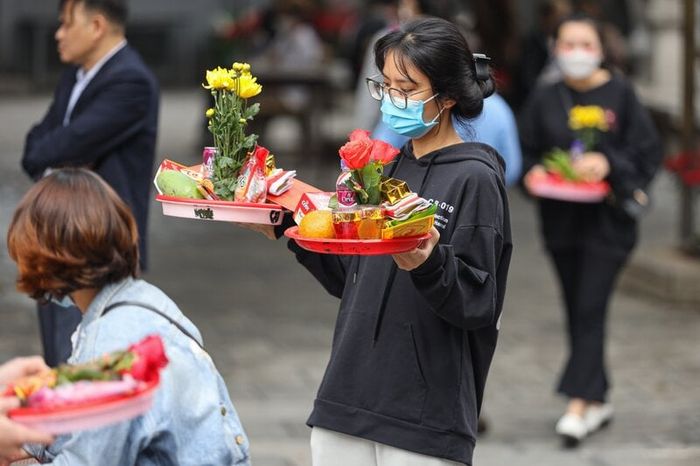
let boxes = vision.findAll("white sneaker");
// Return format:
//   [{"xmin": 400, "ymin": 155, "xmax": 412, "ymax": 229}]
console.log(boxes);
[
  {"xmin": 555, "ymin": 413, "xmax": 588, "ymax": 447},
  {"xmin": 584, "ymin": 403, "xmax": 614, "ymax": 433}
]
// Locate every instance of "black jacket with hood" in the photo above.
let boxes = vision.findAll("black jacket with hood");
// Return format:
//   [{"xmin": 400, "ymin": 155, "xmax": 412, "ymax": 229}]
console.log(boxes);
[{"xmin": 285, "ymin": 142, "xmax": 512, "ymax": 465}]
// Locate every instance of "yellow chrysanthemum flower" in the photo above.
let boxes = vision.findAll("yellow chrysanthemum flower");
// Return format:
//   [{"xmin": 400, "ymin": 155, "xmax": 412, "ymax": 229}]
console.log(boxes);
[
  {"xmin": 203, "ymin": 67, "xmax": 236, "ymax": 91},
  {"xmin": 236, "ymin": 73, "xmax": 262, "ymax": 99},
  {"xmin": 569, "ymin": 105, "xmax": 608, "ymax": 131},
  {"xmin": 206, "ymin": 108, "xmax": 215, "ymax": 118}
]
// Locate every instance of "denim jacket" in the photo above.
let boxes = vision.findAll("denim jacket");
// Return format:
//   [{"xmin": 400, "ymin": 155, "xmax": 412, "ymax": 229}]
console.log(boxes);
[{"xmin": 27, "ymin": 278, "xmax": 251, "ymax": 465}]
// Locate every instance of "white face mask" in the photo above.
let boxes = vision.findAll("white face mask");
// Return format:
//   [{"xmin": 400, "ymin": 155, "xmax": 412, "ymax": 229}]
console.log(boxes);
[{"xmin": 556, "ymin": 49, "xmax": 602, "ymax": 80}]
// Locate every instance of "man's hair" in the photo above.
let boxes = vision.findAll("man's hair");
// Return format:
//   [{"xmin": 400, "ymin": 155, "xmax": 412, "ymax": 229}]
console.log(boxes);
[
  {"xmin": 7, "ymin": 168, "xmax": 139, "ymax": 300},
  {"xmin": 60, "ymin": 0, "xmax": 128, "ymax": 27}
]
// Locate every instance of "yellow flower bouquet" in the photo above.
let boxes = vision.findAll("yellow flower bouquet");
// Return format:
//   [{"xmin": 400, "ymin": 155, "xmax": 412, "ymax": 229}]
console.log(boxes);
[
  {"xmin": 567, "ymin": 105, "xmax": 609, "ymax": 151},
  {"xmin": 544, "ymin": 104, "xmax": 613, "ymax": 182},
  {"xmin": 203, "ymin": 62, "xmax": 262, "ymax": 200}
]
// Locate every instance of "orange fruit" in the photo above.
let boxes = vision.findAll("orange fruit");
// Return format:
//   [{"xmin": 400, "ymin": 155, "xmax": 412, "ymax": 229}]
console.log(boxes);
[
  {"xmin": 299, "ymin": 210, "xmax": 335, "ymax": 239},
  {"xmin": 357, "ymin": 218, "xmax": 382, "ymax": 239}
]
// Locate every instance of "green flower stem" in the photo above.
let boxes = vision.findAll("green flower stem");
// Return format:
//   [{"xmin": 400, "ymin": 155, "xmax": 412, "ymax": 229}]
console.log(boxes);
[{"xmin": 207, "ymin": 76, "xmax": 260, "ymax": 200}]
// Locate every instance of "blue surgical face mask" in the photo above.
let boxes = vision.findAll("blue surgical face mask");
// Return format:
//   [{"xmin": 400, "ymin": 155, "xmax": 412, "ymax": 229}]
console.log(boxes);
[
  {"xmin": 380, "ymin": 93, "xmax": 442, "ymax": 138},
  {"xmin": 45, "ymin": 293, "xmax": 75, "ymax": 308}
]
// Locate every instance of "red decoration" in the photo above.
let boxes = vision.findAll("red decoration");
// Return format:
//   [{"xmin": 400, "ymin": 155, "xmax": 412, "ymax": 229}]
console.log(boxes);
[
  {"xmin": 339, "ymin": 129, "xmax": 400, "ymax": 170},
  {"xmin": 125, "ymin": 335, "xmax": 169, "ymax": 383}
]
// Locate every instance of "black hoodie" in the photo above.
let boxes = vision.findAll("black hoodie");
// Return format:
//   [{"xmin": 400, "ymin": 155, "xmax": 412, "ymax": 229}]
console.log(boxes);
[{"xmin": 286, "ymin": 142, "xmax": 512, "ymax": 465}]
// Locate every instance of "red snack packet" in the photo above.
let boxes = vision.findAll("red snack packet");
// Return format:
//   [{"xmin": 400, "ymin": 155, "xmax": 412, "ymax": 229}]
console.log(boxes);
[{"xmin": 235, "ymin": 146, "xmax": 269, "ymax": 203}]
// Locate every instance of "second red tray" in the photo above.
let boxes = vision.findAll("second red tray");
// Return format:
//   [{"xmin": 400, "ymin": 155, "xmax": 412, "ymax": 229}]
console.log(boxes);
[
  {"xmin": 8, "ymin": 379, "xmax": 159, "ymax": 435},
  {"xmin": 529, "ymin": 175, "xmax": 610, "ymax": 203}
]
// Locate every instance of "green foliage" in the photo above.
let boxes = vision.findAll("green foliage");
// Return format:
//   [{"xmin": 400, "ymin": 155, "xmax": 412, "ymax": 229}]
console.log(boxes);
[
  {"xmin": 544, "ymin": 149, "xmax": 580, "ymax": 181},
  {"xmin": 346, "ymin": 161, "xmax": 384, "ymax": 205},
  {"xmin": 360, "ymin": 162, "xmax": 383, "ymax": 205},
  {"xmin": 207, "ymin": 89, "xmax": 260, "ymax": 200}
]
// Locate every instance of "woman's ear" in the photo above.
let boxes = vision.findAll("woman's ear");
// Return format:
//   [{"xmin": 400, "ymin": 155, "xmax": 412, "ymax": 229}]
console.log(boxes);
[{"xmin": 439, "ymin": 97, "xmax": 457, "ymax": 110}]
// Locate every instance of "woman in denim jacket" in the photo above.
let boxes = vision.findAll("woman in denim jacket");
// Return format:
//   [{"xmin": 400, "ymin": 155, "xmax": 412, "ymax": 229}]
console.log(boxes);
[{"xmin": 7, "ymin": 168, "xmax": 250, "ymax": 466}]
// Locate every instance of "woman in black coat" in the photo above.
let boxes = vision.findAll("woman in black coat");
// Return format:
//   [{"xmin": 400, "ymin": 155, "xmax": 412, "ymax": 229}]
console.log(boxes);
[{"xmin": 520, "ymin": 13, "xmax": 663, "ymax": 446}]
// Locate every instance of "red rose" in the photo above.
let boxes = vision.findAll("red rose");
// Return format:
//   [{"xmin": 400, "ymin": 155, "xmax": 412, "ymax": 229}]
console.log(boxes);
[
  {"xmin": 126, "ymin": 335, "xmax": 169, "ymax": 382},
  {"xmin": 348, "ymin": 129, "xmax": 371, "ymax": 142},
  {"xmin": 370, "ymin": 140, "xmax": 400, "ymax": 165},
  {"xmin": 339, "ymin": 138, "xmax": 373, "ymax": 170}
]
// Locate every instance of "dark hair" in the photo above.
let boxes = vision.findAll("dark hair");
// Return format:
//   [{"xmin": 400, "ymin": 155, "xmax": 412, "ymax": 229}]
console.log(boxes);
[
  {"xmin": 369, "ymin": 0, "xmax": 435, "ymax": 14},
  {"xmin": 7, "ymin": 168, "xmax": 139, "ymax": 300},
  {"xmin": 374, "ymin": 17, "xmax": 494, "ymax": 125},
  {"xmin": 539, "ymin": 0, "xmax": 571, "ymax": 20},
  {"xmin": 553, "ymin": 12, "xmax": 608, "ymax": 60},
  {"xmin": 60, "ymin": 0, "xmax": 128, "ymax": 27}
]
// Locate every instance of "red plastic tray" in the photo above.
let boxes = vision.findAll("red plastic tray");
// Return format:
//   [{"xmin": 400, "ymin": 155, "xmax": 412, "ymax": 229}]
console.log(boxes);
[
  {"xmin": 285, "ymin": 226, "xmax": 430, "ymax": 256},
  {"xmin": 529, "ymin": 175, "xmax": 610, "ymax": 203},
  {"xmin": 156, "ymin": 195, "xmax": 284, "ymax": 225},
  {"xmin": 7, "ymin": 380, "xmax": 159, "ymax": 435}
]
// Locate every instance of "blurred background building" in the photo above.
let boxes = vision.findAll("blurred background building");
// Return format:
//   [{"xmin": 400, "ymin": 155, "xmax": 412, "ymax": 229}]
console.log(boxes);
[{"xmin": 0, "ymin": 0, "xmax": 655, "ymax": 89}]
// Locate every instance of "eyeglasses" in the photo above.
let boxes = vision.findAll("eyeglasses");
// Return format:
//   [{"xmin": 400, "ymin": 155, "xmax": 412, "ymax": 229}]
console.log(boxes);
[{"xmin": 365, "ymin": 76, "xmax": 432, "ymax": 109}]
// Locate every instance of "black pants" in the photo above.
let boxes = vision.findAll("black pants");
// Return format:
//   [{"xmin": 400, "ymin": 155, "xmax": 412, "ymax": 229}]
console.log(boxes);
[
  {"xmin": 37, "ymin": 301, "xmax": 82, "ymax": 367},
  {"xmin": 549, "ymin": 248, "xmax": 627, "ymax": 402}
]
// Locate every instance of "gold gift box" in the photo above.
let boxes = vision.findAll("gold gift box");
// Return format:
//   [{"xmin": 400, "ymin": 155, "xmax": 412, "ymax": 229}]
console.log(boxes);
[
  {"xmin": 381, "ymin": 215, "xmax": 434, "ymax": 239},
  {"xmin": 380, "ymin": 177, "xmax": 410, "ymax": 204}
]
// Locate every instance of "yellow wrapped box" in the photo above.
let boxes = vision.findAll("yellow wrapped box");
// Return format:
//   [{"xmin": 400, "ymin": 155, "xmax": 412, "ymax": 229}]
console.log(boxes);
[{"xmin": 381, "ymin": 215, "xmax": 434, "ymax": 239}]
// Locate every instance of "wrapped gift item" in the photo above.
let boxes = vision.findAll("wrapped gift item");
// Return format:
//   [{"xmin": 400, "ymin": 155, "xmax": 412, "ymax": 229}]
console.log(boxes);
[
  {"xmin": 234, "ymin": 146, "xmax": 268, "ymax": 204},
  {"xmin": 267, "ymin": 169, "xmax": 297, "ymax": 196}
]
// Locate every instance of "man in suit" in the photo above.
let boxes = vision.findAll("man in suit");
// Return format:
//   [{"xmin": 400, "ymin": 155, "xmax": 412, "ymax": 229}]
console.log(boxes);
[{"xmin": 21, "ymin": 0, "xmax": 159, "ymax": 367}]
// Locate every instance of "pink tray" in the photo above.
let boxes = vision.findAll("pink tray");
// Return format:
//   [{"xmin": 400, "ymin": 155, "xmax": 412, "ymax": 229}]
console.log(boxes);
[
  {"xmin": 156, "ymin": 195, "xmax": 284, "ymax": 225},
  {"xmin": 529, "ymin": 176, "xmax": 610, "ymax": 203},
  {"xmin": 285, "ymin": 226, "xmax": 430, "ymax": 256},
  {"xmin": 8, "ymin": 380, "xmax": 159, "ymax": 435}
]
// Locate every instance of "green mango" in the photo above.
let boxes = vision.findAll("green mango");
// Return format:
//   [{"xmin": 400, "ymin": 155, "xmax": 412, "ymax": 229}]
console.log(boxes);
[{"xmin": 156, "ymin": 170, "xmax": 204, "ymax": 199}]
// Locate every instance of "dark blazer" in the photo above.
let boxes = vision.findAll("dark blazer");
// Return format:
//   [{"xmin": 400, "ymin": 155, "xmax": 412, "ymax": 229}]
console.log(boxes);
[{"xmin": 22, "ymin": 44, "xmax": 159, "ymax": 269}]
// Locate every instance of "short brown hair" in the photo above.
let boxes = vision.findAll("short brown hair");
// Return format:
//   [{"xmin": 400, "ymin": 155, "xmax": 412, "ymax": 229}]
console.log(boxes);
[{"xmin": 7, "ymin": 168, "xmax": 139, "ymax": 300}]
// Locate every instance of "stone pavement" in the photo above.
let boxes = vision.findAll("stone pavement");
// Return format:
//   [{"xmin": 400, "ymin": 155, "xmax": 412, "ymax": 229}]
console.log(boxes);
[{"xmin": 0, "ymin": 91, "xmax": 699, "ymax": 466}]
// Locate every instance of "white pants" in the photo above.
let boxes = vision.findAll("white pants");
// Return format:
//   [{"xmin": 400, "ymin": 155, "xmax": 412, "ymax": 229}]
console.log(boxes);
[{"xmin": 310, "ymin": 427, "xmax": 465, "ymax": 466}]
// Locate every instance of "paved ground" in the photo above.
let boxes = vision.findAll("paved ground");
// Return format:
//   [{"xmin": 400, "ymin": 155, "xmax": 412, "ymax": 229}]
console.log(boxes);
[{"xmin": 1, "ymin": 91, "xmax": 699, "ymax": 466}]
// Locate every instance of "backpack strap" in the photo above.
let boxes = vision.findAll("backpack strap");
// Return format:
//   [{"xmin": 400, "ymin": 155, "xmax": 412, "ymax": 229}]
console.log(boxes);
[{"xmin": 102, "ymin": 300, "xmax": 204, "ymax": 351}]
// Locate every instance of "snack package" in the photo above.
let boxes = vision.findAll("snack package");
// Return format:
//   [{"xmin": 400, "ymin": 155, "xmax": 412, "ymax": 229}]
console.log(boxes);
[
  {"xmin": 382, "ymin": 209, "xmax": 435, "ymax": 239},
  {"xmin": 154, "ymin": 159, "xmax": 219, "ymax": 200},
  {"xmin": 267, "ymin": 169, "xmax": 297, "ymax": 196},
  {"xmin": 294, "ymin": 192, "xmax": 334, "ymax": 225},
  {"xmin": 381, "ymin": 193, "xmax": 437, "ymax": 239},
  {"xmin": 234, "ymin": 146, "xmax": 268, "ymax": 203}
]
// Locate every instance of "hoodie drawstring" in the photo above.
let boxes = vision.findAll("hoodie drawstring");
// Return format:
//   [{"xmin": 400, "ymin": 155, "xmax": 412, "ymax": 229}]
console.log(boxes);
[{"xmin": 372, "ymin": 154, "xmax": 436, "ymax": 344}]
